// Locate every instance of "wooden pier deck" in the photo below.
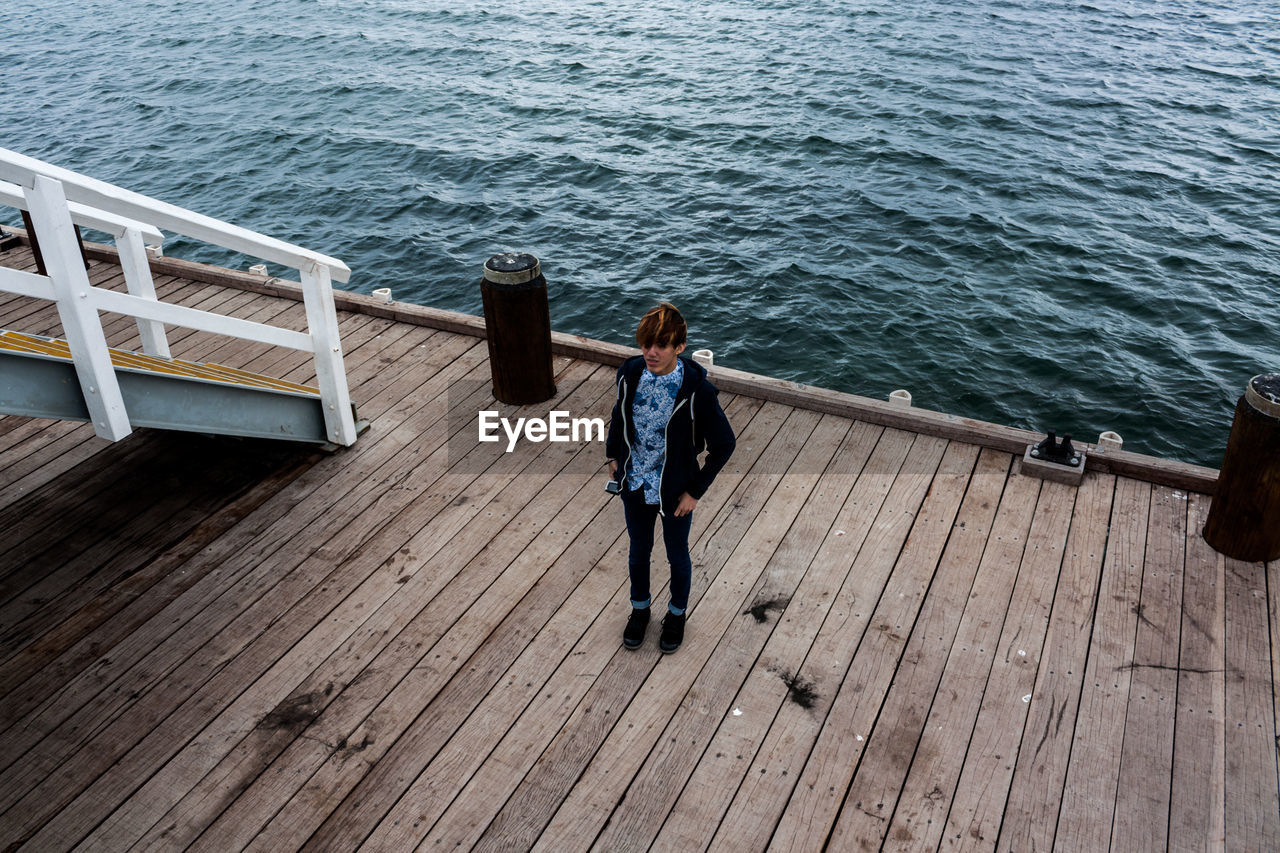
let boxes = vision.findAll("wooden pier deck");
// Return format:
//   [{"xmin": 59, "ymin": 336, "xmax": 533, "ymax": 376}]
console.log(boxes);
[{"xmin": 0, "ymin": 241, "xmax": 1276, "ymax": 851}]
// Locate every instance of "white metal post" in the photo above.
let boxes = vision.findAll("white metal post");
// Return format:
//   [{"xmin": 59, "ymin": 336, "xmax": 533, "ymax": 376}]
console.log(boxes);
[
  {"xmin": 116, "ymin": 225, "xmax": 171, "ymax": 359},
  {"xmin": 23, "ymin": 175, "xmax": 132, "ymax": 440},
  {"xmin": 300, "ymin": 262, "xmax": 357, "ymax": 445}
]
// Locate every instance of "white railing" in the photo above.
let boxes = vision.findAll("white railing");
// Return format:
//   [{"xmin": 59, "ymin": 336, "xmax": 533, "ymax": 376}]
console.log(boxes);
[{"xmin": 0, "ymin": 147, "xmax": 358, "ymax": 445}]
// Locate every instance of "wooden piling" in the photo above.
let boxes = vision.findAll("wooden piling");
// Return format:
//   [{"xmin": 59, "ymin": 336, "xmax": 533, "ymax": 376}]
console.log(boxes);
[
  {"xmin": 479, "ymin": 252, "xmax": 556, "ymax": 405},
  {"xmin": 1203, "ymin": 374, "xmax": 1280, "ymax": 562},
  {"xmin": 19, "ymin": 209, "xmax": 91, "ymax": 275}
]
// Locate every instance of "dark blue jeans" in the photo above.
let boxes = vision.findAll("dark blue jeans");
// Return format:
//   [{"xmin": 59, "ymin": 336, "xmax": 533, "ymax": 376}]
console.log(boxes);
[{"xmin": 621, "ymin": 485, "xmax": 692, "ymax": 613}]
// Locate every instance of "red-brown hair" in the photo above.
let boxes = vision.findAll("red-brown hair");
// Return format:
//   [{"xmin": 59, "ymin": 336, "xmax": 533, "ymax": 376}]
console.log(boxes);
[{"xmin": 636, "ymin": 302, "xmax": 687, "ymax": 349}]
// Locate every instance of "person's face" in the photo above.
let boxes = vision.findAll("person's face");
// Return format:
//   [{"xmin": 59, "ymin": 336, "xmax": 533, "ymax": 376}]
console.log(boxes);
[{"xmin": 642, "ymin": 339, "xmax": 685, "ymax": 376}]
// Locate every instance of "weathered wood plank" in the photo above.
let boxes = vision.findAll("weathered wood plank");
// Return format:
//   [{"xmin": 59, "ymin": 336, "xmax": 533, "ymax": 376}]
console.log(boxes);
[
  {"xmin": 0, "ymin": 422, "xmax": 263, "ymax": 592},
  {"xmin": 0, "ymin": 337, "xmax": 491, "ymax": 829},
  {"xmin": 522, "ymin": 413, "xmax": 848, "ymax": 853},
  {"xmin": 0, "ymin": 300, "xmax": 356, "ymax": 586},
  {"xmin": 166, "ymin": 394, "xmax": 632, "ymax": 851},
  {"xmin": 652, "ymin": 424, "xmax": 911, "ymax": 853},
  {"xmin": 1110, "ymin": 485, "xmax": 1188, "ymax": 851},
  {"xmin": 79, "ymin": 362, "xmax": 617, "ymax": 851},
  {"xmin": 0, "ymin": 322, "xmax": 447, "ymax": 712},
  {"xmin": 1054, "ymin": 477, "xmax": 1152, "ymax": 851},
  {"xmin": 1169, "ymin": 493, "xmax": 1226, "ymax": 852},
  {"xmin": 993, "ymin": 471, "xmax": 1115, "ymax": 853},
  {"xmin": 831, "ymin": 456, "xmax": 1040, "ymax": 850},
  {"xmin": 9, "ymin": 354, "xmax": 576, "ymax": 849},
  {"xmin": 0, "ymin": 431, "xmax": 161, "ymax": 581},
  {"xmin": 0, "ymin": 410, "xmax": 88, "ymax": 460},
  {"xmin": 0, "ymin": 247, "xmax": 1269, "ymax": 852},
  {"xmin": 718, "ymin": 437, "xmax": 969, "ymax": 852},
  {"xmin": 366, "ymin": 402, "xmax": 813, "ymax": 853},
  {"xmin": 1223, "ymin": 555, "xmax": 1280, "ymax": 849},
  {"xmin": 350, "ymin": 399, "xmax": 803, "ymax": 850},
  {"xmin": 0, "ymin": 320, "xmax": 421, "ymax": 700},
  {"xmin": 276, "ymin": 398, "xmax": 782, "ymax": 853},
  {"xmin": 935, "ymin": 478, "xmax": 1077, "ymax": 850},
  {"xmin": 345, "ymin": 401, "xmax": 816, "ymax": 853},
  {"xmin": 586, "ymin": 419, "xmax": 882, "ymax": 853},
  {"xmin": 0, "ymin": 437, "xmax": 305, "ymax": 658}
]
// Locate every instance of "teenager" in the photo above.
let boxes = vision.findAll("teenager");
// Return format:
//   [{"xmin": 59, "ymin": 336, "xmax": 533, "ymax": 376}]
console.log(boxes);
[{"xmin": 605, "ymin": 302, "xmax": 736, "ymax": 653}]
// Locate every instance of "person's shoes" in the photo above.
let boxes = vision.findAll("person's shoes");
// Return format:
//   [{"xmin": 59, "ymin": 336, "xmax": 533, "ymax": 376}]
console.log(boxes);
[
  {"xmin": 623, "ymin": 607, "xmax": 650, "ymax": 649},
  {"xmin": 659, "ymin": 612, "xmax": 685, "ymax": 654}
]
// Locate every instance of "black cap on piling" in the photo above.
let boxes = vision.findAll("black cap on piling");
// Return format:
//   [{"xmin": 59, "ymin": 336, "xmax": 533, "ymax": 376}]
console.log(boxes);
[{"xmin": 483, "ymin": 252, "xmax": 541, "ymax": 285}]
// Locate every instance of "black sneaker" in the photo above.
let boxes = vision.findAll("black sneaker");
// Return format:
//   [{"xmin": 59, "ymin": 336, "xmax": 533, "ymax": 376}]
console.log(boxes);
[
  {"xmin": 623, "ymin": 607, "xmax": 650, "ymax": 649},
  {"xmin": 659, "ymin": 612, "xmax": 685, "ymax": 654}
]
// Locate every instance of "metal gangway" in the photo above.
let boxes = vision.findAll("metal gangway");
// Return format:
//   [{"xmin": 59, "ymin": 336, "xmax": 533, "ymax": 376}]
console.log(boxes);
[{"xmin": 0, "ymin": 147, "xmax": 361, "ymax": 446}]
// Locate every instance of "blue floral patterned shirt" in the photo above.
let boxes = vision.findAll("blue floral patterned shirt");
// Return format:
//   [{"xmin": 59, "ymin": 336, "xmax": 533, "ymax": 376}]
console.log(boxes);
[{"xmin": 626, "ymin": 359, "xmax": 684, "ymax": 504}]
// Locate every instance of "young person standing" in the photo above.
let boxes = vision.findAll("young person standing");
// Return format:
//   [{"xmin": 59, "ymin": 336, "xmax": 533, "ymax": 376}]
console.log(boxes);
[{"xmin": 605, "ymin": 302, "xmax": 736, "ymax": 653}]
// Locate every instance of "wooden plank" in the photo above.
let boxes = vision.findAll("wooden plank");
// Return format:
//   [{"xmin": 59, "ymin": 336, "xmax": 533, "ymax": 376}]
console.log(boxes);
[
  {"xmin": 3, "ymin": 348, "xmax": 499, "ymax": 840},
  {"xmin": 0, "ymin": 318, "xmax": 411, "ymax": 689},
  {"xmin": 1111, "ymin": 485, "xmax": 1188, "ymax": 851},
  {"xmin": 505, "ymin": 413, "xmax": 849, "ymax": 853},
  {"xmin": 1223, "ymin": 555, "xmax": 1280, "ymax": 849},
  {"xmin": 1169, "ymin": 493, "xmax": 1226, "ymax": 851},
  {"xmin": 299, "ymin": 399, "xmax": 796, "ymax": 852},
  {"xmin": 354, "ymin": 404, "xmax": 829, "ymax": 853},
  {"xmin": 0, "ymin": 417, "xmax": 78, "ymax": 459},
  {"xmin": 238, "ymin": 309, "xmax": 385, "ymax": 388},
  {"xmin": 152, "ymin": 385, "xmax": 632, "ymax": 850},
  {"xmin": 465, "ymin": 406, "xmax": 826, "ymax": 853},
  {"xmin": 0, "ymin": 250, "xmax": 1257, "ymax": 850},
  {"xmin": 0, "ymin": 435, "xmax": 217, "ymax": 595},
  {"xmin": 76, "ymin": 362, "xmax": 619, "ymax": 850},
  {"xmin": 712, "ymin": 437, "xmax": 971, "ymax": 852},
  {"xmin": 830, "ymin": 455, "xmax": 1040, "ymax": 850},
  {"xmin": 248, "ymin": 397, "xmax": 775, "ymax": 853},
  {"xmin": 586, "ymin": 418, "xmax": 881, "ymax": 853},
  {"xmin": 1272, "ymin": 551, "xmax": 1280, "ymax": 845},
  {"xmin": 6, "ymin": 353, "xmax": 575, "ymax": 848},
  {"xmin": 994, "ymin": 472, "xmax": 1116, "ymax": 853},
  {"xmin": 1054, "ymin": 477, "xmax": 1152, "ymax": 851},
  {"xmin": 0, "ymin": 336, "xmax": 491, "ymax": 826},
  {"xmin": 0, "ymin": 422, "xmax": 99, "ymax": 510},
  {"xmin": 0, "ymin": 316, "xmax": 445, "ymax": 724},
  {"xmin": 0, "ymin": 320, "xmax": 438, "ymax": 710},
  {"xmin": 652, "ymin": 429, "xmax": 934, "ymax": 851},
  {"xmin": 928, "ymin": 478, "xmax": 1078, "ymax": 848},
  {"xmin": 0, "ymin": 318, "xmax": 430, "ymax": 676},
  {"xmin": 0, "ymin": 453, "xmax": 317, "ymax": 704},
  {"xmin": 0, "ymin": 295, "xmax": 357, "ymax": 589},
  {"xmin": 0, "ymin": 437, "xmax": 298, "ymax": 657}
]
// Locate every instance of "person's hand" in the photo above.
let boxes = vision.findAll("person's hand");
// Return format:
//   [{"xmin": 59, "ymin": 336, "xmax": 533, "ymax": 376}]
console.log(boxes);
[
  {"xmin": 608, "ymin": 459, "xmax": 617, "ymax": 478},
  {"xmin": 674, "ymin": 492, "xmax": 698, "ymax": 517}
]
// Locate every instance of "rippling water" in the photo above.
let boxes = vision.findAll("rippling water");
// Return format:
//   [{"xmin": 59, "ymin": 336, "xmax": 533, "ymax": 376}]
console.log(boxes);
[{"xmin": 4, "ymin": 0, "xmax": 1278, "ymax": 466}]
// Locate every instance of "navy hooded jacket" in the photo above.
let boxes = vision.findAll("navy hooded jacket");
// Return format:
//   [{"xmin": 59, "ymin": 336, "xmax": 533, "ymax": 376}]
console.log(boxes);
[{"xmin": 605, "ymin": 355, "xmax": 736, "ymax": 515}]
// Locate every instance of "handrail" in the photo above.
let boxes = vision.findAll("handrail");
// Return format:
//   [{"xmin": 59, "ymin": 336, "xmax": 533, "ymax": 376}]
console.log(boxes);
[
  {"xmin": 0, "ymin": 147, "xmax": 350, "ymax": 282},
  {"xmin": 0, "ymin": 149, "xmax": 358, "ymax": 446},
  {"xmin": 0, "ymin": 180, "xmax": 164, "ymax": 242}
]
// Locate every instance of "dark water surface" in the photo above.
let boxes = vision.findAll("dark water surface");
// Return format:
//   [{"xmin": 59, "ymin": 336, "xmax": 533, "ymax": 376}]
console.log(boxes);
[{"xmin": 4, "ymin": 0, "xmax": 1278, "ymax": 467}]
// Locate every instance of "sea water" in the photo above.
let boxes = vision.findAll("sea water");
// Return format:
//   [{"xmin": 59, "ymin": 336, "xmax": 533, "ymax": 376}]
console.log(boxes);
[{"xmin": 3, "ymin": 0, "xmax": 1277, "ymax": 467}]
